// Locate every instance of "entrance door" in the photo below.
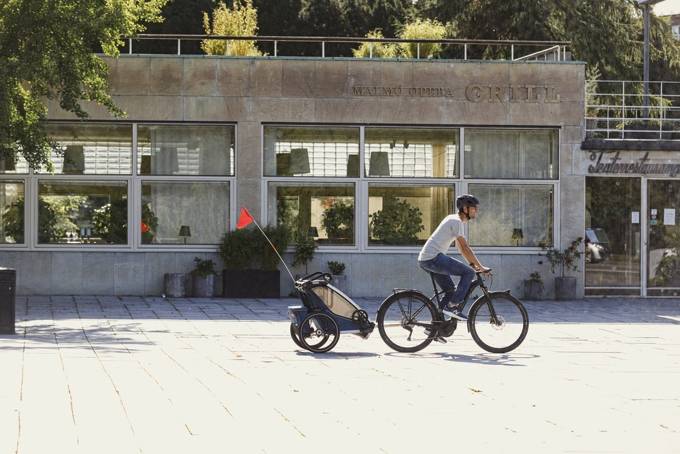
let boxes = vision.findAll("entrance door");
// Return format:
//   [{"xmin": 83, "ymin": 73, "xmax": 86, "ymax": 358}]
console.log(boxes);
[
  {"xmin": 647, "ymin": 180, "xmax": 680, "ymax": 296},
  {"xmin": 585, "ymin": 177, "xmax": 641, "ymax": 295}
]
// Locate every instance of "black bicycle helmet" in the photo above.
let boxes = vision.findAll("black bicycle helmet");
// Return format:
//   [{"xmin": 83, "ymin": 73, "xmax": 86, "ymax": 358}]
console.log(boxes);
[{"xmin": 456, "ymin": 194, "xmax": 480, "ymax": 212}]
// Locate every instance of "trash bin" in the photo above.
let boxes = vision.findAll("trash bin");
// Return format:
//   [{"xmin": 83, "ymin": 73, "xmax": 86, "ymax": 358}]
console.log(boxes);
[{"xmin": 0, "ymin": 267, "xmax": 16, "ymax": 334}]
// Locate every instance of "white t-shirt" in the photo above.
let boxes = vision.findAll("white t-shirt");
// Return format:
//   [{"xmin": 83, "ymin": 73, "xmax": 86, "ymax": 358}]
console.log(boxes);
[{"xmin": 418, "ymin": 214, "xmax": 464, "ymax": 261}]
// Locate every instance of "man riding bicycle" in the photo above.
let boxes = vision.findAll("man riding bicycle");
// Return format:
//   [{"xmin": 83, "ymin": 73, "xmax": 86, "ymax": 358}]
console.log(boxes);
[{"xmin": 418, "ymin": 194, "xmax": 491, "ymax": 322}]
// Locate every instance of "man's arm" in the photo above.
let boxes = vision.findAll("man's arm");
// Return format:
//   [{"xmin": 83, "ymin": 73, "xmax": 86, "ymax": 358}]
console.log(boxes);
[{"xmin": 455, "ymin": 236, "xmax": 489, "ymax": 272}]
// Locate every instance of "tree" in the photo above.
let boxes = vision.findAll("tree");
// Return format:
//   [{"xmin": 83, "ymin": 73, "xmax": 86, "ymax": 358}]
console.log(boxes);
[
  {"xmin": 137, "ymin": 0, "xmax": 218, "ymax": 54},
  {"xmin": 0, "ymin": 0, "xmax": 167, "ymax": 171},
  {"xmin": 202, "ymin": 0, "xmax": 262, "ymax": 56},
  {"xmin": 416, "ymin": 0, "xmax": 680, "ymax": 81}
]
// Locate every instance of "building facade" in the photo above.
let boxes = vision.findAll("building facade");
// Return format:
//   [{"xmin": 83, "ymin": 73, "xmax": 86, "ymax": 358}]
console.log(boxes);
[{"xmin": 0, "ymin": 54, "xmax": 586, "ymax": 297}]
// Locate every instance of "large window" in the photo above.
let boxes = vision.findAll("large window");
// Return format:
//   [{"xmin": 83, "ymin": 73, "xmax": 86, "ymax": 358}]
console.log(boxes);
[
  {"xmin": 264, "ymin": 126, "xmax": 360, "ymax": 177},
  {"xmin": 38, "ymin": 182, "xmax": 128, "ymax": 245},
  {"xmin": 368, "ymin": 186, "xmax": 454, "ymax": 246},
  {"xmin": 42, "ymin": 123, "xmax": 132, "ymax": 175},
  {"xmin": 264, "ymin": 125, "xmax": 557, "ymax": 250},
  {"xmin": 365, "ymin": 128, "xmax": 458, "ymax": 178},
  {"xmin": 0, "ymin": 182, "xmax": 25, "ymax": 244},
  {"xmin": 468, "ymin": 184, "xmax": 554, "ymax": 247},
  {"xmin": 141, "ymin": 182, "xmax": 229, "ymax": 245},
  {"xmin": 268, "ymin": 183, "xmax": 355, "ymax": 245},
  {"xmin": 0, "ymin": 122, "xmax": 235, "ymax": 249},
  {"xmin": 465, "ymin": 129, "xmax": 558, "ymax": 179},
  {"xmin": 137, "ymin": 125, "xmax": 234, "ymax": 176}
]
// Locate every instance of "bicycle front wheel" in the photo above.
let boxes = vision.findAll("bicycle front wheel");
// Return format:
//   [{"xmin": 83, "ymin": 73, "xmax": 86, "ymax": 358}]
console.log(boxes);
[
  {"xmin": 377, "ymin": 290, "xmax": 438, "ymax": 353},
  {"xmin": 469, "ymin": 293, "xmax": 529, "ymax": 354}
]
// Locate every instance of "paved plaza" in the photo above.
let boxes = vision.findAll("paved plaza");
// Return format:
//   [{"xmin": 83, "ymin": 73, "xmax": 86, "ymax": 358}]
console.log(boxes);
[{"xmin": 1, "ymin": 296, "xmax": 679, "ymax": 454}]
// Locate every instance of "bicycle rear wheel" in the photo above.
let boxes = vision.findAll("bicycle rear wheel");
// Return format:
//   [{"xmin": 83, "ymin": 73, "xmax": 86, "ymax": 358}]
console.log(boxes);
[
  {"xmin": 468, "ymin": 293, "xmax": 529, "ymax": 353},
  {"xmin": 377, "ymin": 291, "xmax": 438, "ymax": 353}
]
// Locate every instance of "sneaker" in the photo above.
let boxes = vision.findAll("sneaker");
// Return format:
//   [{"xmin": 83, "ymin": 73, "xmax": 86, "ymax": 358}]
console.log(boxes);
[{"xmin": 441, "ymin": 304, "xmax": 467, "ymax": 322}]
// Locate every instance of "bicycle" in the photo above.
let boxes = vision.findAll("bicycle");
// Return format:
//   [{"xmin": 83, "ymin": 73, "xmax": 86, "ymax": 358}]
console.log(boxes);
[{"xmin": 376, "ymin": 269, "xmax": 529, "ymax": 353}]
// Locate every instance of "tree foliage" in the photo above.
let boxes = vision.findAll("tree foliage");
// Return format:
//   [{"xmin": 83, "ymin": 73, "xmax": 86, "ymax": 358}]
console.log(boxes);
[
  {"xmin": 202, "ymin": 0, "xmax": 262, "ymax": 56},
  {"xmin": 416, "ymin": 0, "xmax": 680, "ymax": 80},
  {"xmin": 0, "ymin": 0, "xmax": 167, "ymax": 170}
]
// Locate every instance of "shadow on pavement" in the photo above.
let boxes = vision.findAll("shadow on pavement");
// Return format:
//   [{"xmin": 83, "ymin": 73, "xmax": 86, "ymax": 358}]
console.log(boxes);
[
  {"xmin": 384, "ymin": 351, "xmax": 539, "ymax": 366},
  {"xmin": 294, "ymin": 350, "xmax": 380, "ymax": 359}
]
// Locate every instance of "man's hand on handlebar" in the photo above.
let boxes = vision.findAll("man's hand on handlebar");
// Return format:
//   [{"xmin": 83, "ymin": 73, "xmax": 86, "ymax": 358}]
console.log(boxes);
[{"xmin": 471, "ymin": 264, "xmax": 492, "ymax": 276}]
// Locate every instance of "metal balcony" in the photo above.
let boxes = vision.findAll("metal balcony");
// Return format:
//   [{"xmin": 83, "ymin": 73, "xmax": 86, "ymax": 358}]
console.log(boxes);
[{"xmin": 584, "ymin": 80, "xmax": 680, "ymax": 150}]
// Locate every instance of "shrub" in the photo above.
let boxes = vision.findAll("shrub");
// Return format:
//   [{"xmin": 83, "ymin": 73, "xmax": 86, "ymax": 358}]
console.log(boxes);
[
  {"xmin": 202, "ymin": 0, "xmax": 262, "ymax": 56},
  {"xmin": 327, "ymin": 261, "xmax": 345, "ymax": 275},
  {"xmin": 192, "ymin": 257, "xmax": 217, "ymax": 278},
  {"xmin": 398, "ymin": 19, "xmax": 447, "ymax": 59},
  {"xmin": 353, "ymin": 30, "xmax": 397, "ymax": 58}
]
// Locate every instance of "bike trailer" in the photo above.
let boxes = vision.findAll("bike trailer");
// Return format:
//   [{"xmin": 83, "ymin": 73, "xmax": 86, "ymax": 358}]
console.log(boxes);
[{"xmin": 288, "ymin": 272, "xmax": 375, "ymax": 353}]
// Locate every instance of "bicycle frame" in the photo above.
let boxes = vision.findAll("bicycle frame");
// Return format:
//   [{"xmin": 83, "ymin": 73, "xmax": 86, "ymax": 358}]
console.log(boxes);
[{"xmin": 428, "ymin": 271, "xmax": 502, "ymax": 327}]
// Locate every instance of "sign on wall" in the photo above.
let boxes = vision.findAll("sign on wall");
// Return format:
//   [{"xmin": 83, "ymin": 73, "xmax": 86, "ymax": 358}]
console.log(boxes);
[
  {"xmin": 584, "ymin": 151, "xmax": 680, "ymax": 177},
  {"xmin": 349, "ymin": 85, "xmax": 560, "ymax": 103}
]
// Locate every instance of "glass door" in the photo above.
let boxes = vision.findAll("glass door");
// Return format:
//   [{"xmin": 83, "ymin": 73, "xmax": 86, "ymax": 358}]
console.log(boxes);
[
  {"xmin": 647, "ymin": 180, "xmax": 680, "ymax": 296},
  {"xmin": 585, "ymin": 177, "xmax": 641, "ymax": 295}
]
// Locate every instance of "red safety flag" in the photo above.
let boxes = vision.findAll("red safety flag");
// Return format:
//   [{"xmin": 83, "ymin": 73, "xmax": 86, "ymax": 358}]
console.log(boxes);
[{"xmin": 236, "ymin": 207, "xmax": 254, "ymax": 229}]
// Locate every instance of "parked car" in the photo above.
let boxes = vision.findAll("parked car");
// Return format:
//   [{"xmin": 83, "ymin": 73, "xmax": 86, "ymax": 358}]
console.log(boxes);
[{"xmin": 585, "ymin": 227, "xmax": 610, "ymax": 263}]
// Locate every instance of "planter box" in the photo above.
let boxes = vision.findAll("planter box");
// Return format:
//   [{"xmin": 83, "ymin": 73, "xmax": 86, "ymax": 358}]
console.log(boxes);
[
  {"xmin": 193, "ymin": 274, "xmax": 215, "ymax": 297},
  {"xmin": 554, "ymin": 276, "xmax": 577, "ymax": 300},
  {"xmin": 223, "ymin": 270, "xmax": 280, "ymax": 298},
  {"xmin": 164, "ymin": 273, "xmax": 188, "ymax": 298},
  {"xmin": 523, "ymin": 280, "xmax": 544, "ymax": 300},
  {"xmin": 331, "ymin": 274, "xmax": 348, "ymax": 294}
]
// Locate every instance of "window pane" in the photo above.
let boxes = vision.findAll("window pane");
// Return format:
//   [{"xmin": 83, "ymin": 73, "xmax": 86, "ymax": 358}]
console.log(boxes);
[
  {"xmin": 468, "ymin": 184, "xmax": 554, "ymax": 247},
  {"xmin": 368, "ymin": 186, "xmax": 454, "ymax": 246},
  {"xmin": 268, "ymin": 183, "xmax": 355, "ymax": 245},
  {"xmin": 141, "ymin": 182, "xmax": 229, "ymax": 245},
  {"xmin": 44, "ymin": 123, "xmax": 132, "ymax": 175},
  {"xmin": 38, "ymin": 182, "xmax": 128, "ymax": 244},
  {"xmin": 465, "ymin": 129, "xmax": 558, "ymax": 179},
  {"xmin": 365, "ymin": 128, "xmax": 458, "ymax": 178},
  {"xmin": 264, "ymin": 126, "xmax": 359, "ymax": 177},
  {"xmin": 138, "ymin": 125, "xmax": 234, "ymax": 176},
  {"xmin": 0, "ymin": 182, "xmax": 25, "ymax": 244},
  {"xmin": 0, "ymin": 153, "xmax": 29, "ymax": 174}
]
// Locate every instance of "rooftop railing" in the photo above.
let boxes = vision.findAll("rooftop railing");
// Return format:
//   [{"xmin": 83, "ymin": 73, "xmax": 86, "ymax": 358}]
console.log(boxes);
[
  {"xmin": 585, "ymin": 80, "xmax": 680, "ymax": 142},
  {"xmin": 124, "ymin": 34, "xmax": 571, "ymax": 62}
]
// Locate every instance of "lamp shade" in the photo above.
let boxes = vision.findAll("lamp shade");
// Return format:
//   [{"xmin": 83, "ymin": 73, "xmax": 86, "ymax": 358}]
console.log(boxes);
[
  {"xmin": 289, "ymin": 148, "xmax": 310, "ymax": 174},
  {"xmin": 62, "ymin": 145, "xmax": 85, "ymax": 174},
  {"xmin": 178, "ymin": 225, "xmax": 191, "ymax": 237},
  {"xmin": 346, "ymin": 154, "xmax": 359, "ymax": 177},
  {"xmin": 368, "ymin": 151, "xmax": 390, "ymax": 176}
]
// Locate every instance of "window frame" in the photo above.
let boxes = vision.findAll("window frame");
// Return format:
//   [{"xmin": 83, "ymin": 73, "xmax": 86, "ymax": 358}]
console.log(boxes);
[
  {"xmin": 262, "ymin": 124, "xmax": 560, "ymax": 254},
  {"xmin": 0, "ymin": 121, "xmax": 237, "ymax": 252}
]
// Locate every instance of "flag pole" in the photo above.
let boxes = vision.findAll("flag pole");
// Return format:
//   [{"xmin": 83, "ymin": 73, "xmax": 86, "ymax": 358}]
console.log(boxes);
[{"xmin": 251, "ymin": 219, "xmax": 296, "ymax": 284}]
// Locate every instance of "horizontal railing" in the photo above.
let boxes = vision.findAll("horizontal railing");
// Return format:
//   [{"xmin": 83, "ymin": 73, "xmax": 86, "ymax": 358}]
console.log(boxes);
[
  {"xmin": 585, "ymin": 80, "xmax": 680, "ymax": 142},
  {"xmin": 124, "ymin": 34, "xmax": 571, "ymax": 61}
]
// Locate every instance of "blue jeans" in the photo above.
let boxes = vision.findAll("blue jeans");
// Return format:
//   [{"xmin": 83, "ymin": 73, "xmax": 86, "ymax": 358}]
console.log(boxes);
[{"xmin": 418, "ymin": 253, "xmax": 476, "ymax": 309}]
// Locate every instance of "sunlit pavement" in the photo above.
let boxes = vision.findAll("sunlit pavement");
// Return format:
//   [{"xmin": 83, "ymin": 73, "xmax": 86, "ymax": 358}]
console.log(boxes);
[{"xmin": 1, "ymin": 296, "xmax": 679, "ymax": 454}]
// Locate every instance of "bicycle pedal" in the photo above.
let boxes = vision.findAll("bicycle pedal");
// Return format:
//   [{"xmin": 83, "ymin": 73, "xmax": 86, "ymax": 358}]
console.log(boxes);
[{"xmin": 432, "ymin": 336, "xmax": 447, "ymax": 344}]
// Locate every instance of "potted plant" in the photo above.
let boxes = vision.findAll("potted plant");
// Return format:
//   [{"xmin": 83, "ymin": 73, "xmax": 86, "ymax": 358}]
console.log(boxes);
[
  {"xmin": 327, "ymin": 260, "xmax": 348, "ymax": 293},
  {"xmin": 542, "ymin": 237, "xmax": 583, "ymax": 300},
  {"xmin": 369, "ymin": 196, "xmax": 424, "ymax": 245},
  {"xmin": 192, "ymin": 257, "xmax": 217, "ymax": 297},
  {"xmin": 220, "ymin": 224, "xmax": 290, "ymax": 298},
  {"xmin": 293, "ymin": 232, "xmax": 317, "ymax": 275},
  {"xmin": 322, "ymin": 200, "xmax": 354, "ymax": 244},
  {"xmin": 523, "ymin": 271, "xmax": 544, "ymax": 300}
]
